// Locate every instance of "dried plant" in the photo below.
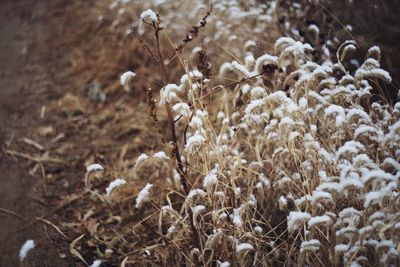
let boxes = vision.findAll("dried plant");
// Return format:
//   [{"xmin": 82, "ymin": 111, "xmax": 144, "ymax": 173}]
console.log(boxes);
[{"xmin": 32, "ymin": 1, "xmax": 400, "ymax": 266}]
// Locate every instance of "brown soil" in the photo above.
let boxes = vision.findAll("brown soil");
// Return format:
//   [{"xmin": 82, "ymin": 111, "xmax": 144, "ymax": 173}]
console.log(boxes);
[{"xmin": 0, "ymin": 0, "xmax": 69, "ymax": 266}]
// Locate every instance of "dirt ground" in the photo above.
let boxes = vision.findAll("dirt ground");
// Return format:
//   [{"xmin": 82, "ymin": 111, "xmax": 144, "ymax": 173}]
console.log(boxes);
[{"xmin": 0, "ymin": 0, "xmax": 69, "ymax": 265}]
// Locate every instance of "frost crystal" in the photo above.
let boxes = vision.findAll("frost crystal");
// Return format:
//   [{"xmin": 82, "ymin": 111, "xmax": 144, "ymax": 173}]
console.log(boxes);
[
  {"xmin": 254, "ymin": 54, "xmax": 278, "ymax": 74},
  {"xmin": 236, "ymin": 243, "xmax": 254, "ymax": 253},
  {"xmin": 120, "ymin": 71, "xmax": 136, "ymax": 87},
  {"xmin": 232, "ymin": 206, "xmax": 243, "ymax": 228},
  {"xmin": 106, "ymin": 178, "xmax": 127, "ymax": 196},
  {"xmin": 325, "ymin": 104, "xmax": 345, "ymax": 126},
  {"xmin": 203, "ymin": 169, "xmax": 218, "ymax": 188},
  {"xmin": 254, "ymin": 226, "xmax": 263, "ymax": 234},
  {"xmin": 160, "ymin": 83, "xmax": 180, "ymax": 105},
  {"xmin": 287, "ymin": 211, "xmax": 311, "ymax": 232},
  {"xmin": 86, "ymin": 163, "xmax": 104, "ymax": 173},
  {"xmin": 308, "ymin": 215, "xmax": 332, "ymax": 228},
  {"xmin": 244, "ymin": 40, "xmax": 256, "ymax": 48},
  {"xmin": 335, "ymin": 244, "xmax": 349, "ymax": 253},
  {"xmin": 300, "ymin": 239, "xmax": 321, "ymax": 253},
  {"xmin": 140, "ymin": 9, "xmax": 158, "ymax": 23},
  {"xmin": 192, "ymin": 205, "xmax": 206, "ymax": 215},
  {"xmin": 311, "ymin": 191, "xmax": 333, "ymax": 205},
  {"xmin": 192, "ymin": 205, "xmax": 206, "ymax": 223},
  {"xmin": 19, "ymin": 239, "xmax": 35, "ymax": 261},
  {"xmin": 220, "ymin": 261, "xmax": 231, "ymax": 267},
  {"xmin": 167, "ymin": 225, "xmax": 176, "ymax": 234},
  {"xmin": 173, "ymin": 102, "xmax": 191, "ymax": 118},
  {"xmin": 185, "ymin": 134, "xmax": 206, "ymax": 152},
  {"xmin": 180, "ymin": 69, "xmax": 203, "ymax": 84},
  {"xmin": 186, "ymin": 189, "xmax": 206, "ymax": 200},
  {"xmin": 90, "ymin": 260, "xmax": 102, "ymax": 267},
  {"xmin": 136, "ymin": 183, "xmax": 153, "ymax": 208},
  {"xmin": 153, "ymin": 151, "xmax": 169, "ymax": 159},
  {"xmin": 135, "ymin": 153, "xmax": 149, "ymax": 167},
  {"xmin": 232, "ymin": 61, "xmax": 251, "ymax": 77}
]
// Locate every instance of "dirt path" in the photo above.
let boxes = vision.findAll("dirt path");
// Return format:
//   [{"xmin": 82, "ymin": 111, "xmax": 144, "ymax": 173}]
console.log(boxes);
[
  {"xmin": 0, "ymin": 0, "xmax": 68, "ymax": 266},
  {"xmin": 0, "ymin": 0, "xmax": 147, "ymax": 264}
]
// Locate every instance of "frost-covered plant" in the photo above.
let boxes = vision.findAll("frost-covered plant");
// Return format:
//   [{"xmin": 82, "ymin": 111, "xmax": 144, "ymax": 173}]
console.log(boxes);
[
  {"xmin": 105, "ymin": 178, "xmax": 127, "ymax": 196},
  {"xmin": 19, "ymin": 239, "xmax": 35, "ymax": 262},
  {"xmin": 69, "ymin": 1, "xmax": 400, "ymax": 266},
  {"xmin": 127, "ymin": 35, "xmax": 397, "ymax": 265},
  {"xmin": 101, "ymin": 0, "xmax": 281, "ymax": 71}
]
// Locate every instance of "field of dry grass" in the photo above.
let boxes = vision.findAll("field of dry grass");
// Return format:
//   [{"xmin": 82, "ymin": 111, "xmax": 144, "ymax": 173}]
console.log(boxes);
[{"xmin": 1, "ymin": 0, "xmax": 400, "ymax": 266}]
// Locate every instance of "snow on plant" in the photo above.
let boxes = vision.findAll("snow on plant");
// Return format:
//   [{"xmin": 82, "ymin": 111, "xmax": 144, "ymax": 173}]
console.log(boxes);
[
  {"xmin": 134, "ymin": 153, "xmax": 149, "ymax": 167},
  {"xmin": 102, "ymin": 0, "xmax": 280, "ymax": 68},
  {"xmin": 86, "ymin": 163, "xmax": 104, "ymax": 173},
  {"xmin": 172, "ymin": 102, "xmax": 191, "ymax": 118},
  {"xmin": 152, "ymin": 151, "xmax": 169, "ymax": 159},
  {"xmin": 219, "ymin": 261, "xmax": 230, "ymax": 267},
  {"xmin": 287, "ymin": 211, "xmax": 312, "ymax": 232},
  {"xmin": 148, "ymin": 35, "xmax": 398, "ymax": 264},
  {"xmin": 135, "ymin": 182, "xmax": 153, "ymax": 208},
  {"xmin": 120, "ymin": 70, "xmax": 136, "ymax": 91},
  {"xmin": 74, "ymin": 1, "xmax": 400, "ymax": 266},
  {"xmin": 203, "ymin": 168, "xmax": 218, "ymax": 188},
  {"xmin": 105, "ymin": 178, "xmax": 127, "ymax": 196},
  {"xmin": 236, "ymin": 242, "xmax": 254, "ymax": 254},
  {"xmin": 300, "ymin": 239, "xmax": 321, "ymax": 253},
  {"xmin": 140, "ymin": 9, "xmax": 158, "ymax": 23},
  {"xmin": 185, "ymin": 133, "xmax": 206, "ymax": 153},
  {"xmin": 89, "ymin": 260, "xmax": 102, "ymax": 267},
  {"xmin": 19, "ymin": 239, "xmax": 35, "ymax": 261},
  {"xmin": 354, "ymin": 47, "xmax": 392, "ymax": 83}
]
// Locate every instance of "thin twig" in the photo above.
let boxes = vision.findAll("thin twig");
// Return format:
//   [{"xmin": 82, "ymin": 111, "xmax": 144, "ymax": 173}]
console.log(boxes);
[
  {"xmin": 137, "ymin": 38, "xmax": 160, "ymax": 63},
  {"xmin": 146, "ymin": 88, "xmax": 165, "ymax": 143},
  {"xmin": 37, "ymin": 217, "xmax": 68, "ymax": 240},
  {"xmin": 0, "ymin": 207, "xmax": 29, "ymax": 222},
  {"xmin": 168, "ymin": 4, "xmax": 213, "ymax": 64},
  {"xmin": 166, "ymin": 103, "xmax": 190, "ymax": 194},
  {"xmin": 3, "ymin": 148, "xmax": 65, "ymax": 164},
  {"xmin": 201, "ymin": 71, "xmax": 267, "ymax": 100},
  {"xmin": 151, "ymin": 14, "xmax": 190, "ymax": 194}
]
